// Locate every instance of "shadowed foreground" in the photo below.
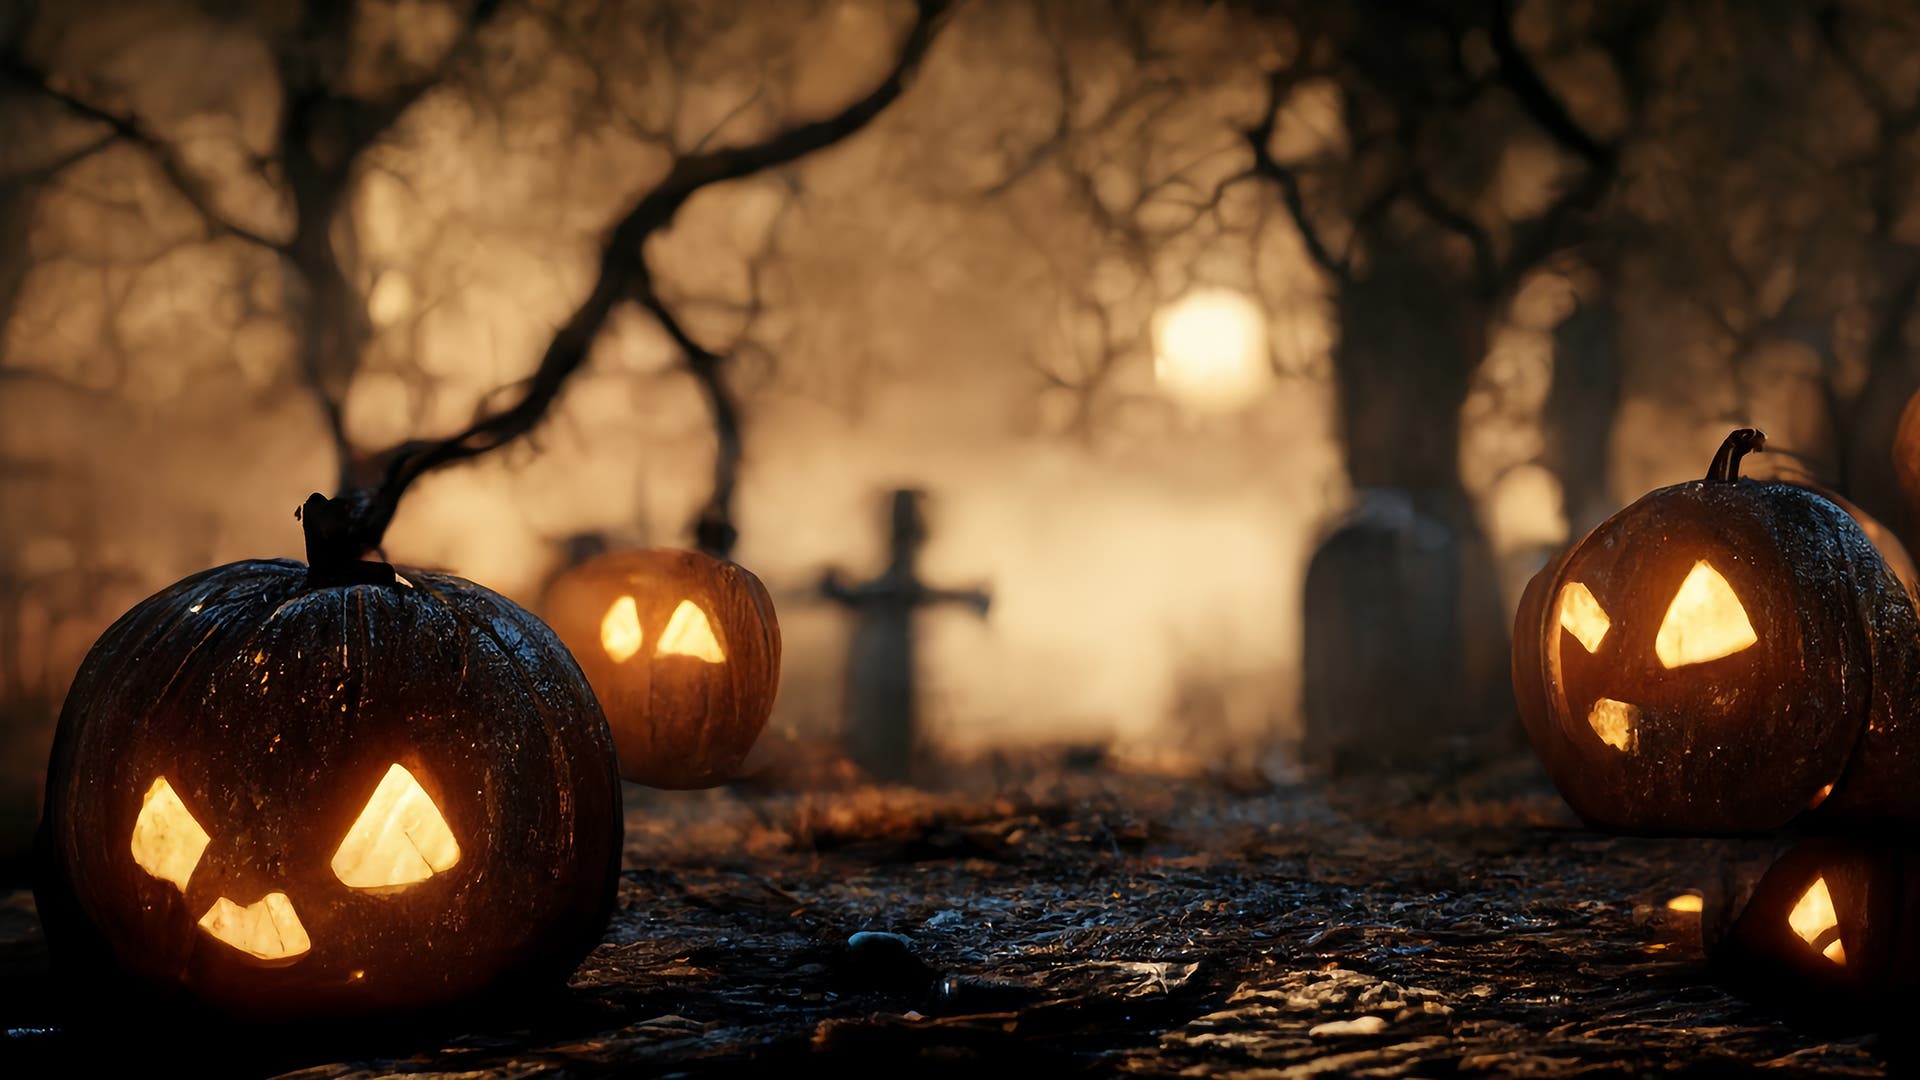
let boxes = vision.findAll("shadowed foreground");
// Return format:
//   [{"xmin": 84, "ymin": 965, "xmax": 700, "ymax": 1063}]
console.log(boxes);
[{"xmin": 0, "ymin": 757, "xmax": 1900, "ymax": 1076}]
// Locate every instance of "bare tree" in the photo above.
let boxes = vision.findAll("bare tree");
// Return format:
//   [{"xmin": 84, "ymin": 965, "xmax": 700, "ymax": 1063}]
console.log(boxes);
[
  {"xmin": 2, "ymin": 0, "xmax": 952, "ymax": 565},
  {"xmin": 334, "ymin": 0, "xmax": 952, "ymax": 560},
  {"xmin": 1244, "ymin": 0, "xmax": 1653, "ymax": 764}
]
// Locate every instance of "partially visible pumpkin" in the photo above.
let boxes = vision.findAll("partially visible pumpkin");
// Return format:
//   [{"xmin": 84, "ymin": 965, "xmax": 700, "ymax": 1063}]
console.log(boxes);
[
  {"xmin": 36, "ymin": 498, "xmax": 623, "ymax": 1018},
  {"xmin": 544, "ymin": 548, "xmax": 781, "ymax": 789},
  {"xmin": 1740, "ymin": 453, "xmax": 1920, "ymax": 601},
  {"xmin": 1710, "ymin": 837, "xmax": 1920, "ymax": 999},
  {"xmin": 1895, "ymin": 389, "xmax": 1920, "ymax": 524},
  {"xmin": 1514, "ymin": 429, "xmax": 1920, "ymax": 833},
  {"xmin": 1820, "ymin": 487, "xmax": 1920, "ymax": 603}
]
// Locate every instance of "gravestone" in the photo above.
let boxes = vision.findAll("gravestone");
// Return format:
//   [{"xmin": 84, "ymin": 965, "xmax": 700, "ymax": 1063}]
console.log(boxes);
[
  {"xmin": 822, "ymin": 489, "xmax": 989, "ymax": 781},
  {"xmin": 1301, "ymin": 489, "xmax": 1507, "ymax": 770}
]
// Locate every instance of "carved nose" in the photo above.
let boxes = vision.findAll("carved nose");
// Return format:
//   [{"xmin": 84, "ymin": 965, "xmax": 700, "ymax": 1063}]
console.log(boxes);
[{"xmin": 197, "ymin": 891, "xmax": 311, "ymax": 963}]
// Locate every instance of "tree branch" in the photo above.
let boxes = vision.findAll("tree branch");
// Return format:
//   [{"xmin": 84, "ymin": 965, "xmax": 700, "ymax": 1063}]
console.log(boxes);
[
  {"xmin": 1816, "ymin": 2, "xmax": 1920, "ymax": 134},
  {"xmin": 1488, "ymin": 0, "xmax": 1613, "ymax": 169},
  {"xmin": 0, "ymin": 57, "xmax": 291, "ymax": 254},
  {"xmin": 1243, "ymin": 66, "xmax": 1350, "ymax": 283},
  {"xmin": 630, "ymin": 272, "xmax": 743, "ymax": 559},
  {"xmin": 1402, "ymin": 159, "xmax": 1497, "ymax": 293},
  {"xmin": 334, "ymin": 0, "xmax": 954, "ymax": 555}
]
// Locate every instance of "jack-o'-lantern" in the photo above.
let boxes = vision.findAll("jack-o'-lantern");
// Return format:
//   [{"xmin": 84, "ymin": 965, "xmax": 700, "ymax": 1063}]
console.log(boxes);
[
  {"xmin": 544, "ymin": 548, "xmax": 780, "ymax": 789},
  {"xmin": 36, "ymin": 497, "xmax": 623, "ymax": 1018},
  {"xmin": 1514, "ymin": 430, "xmax": 1920, "ymax": 832},
  {"xmin": 1709, "ymin": 837, "xmax": 1920, "ymax": 999}
]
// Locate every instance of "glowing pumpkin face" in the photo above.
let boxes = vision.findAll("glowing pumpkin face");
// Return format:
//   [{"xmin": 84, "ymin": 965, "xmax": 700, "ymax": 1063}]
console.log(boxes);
[
  {"xmin": 1515, "ymin": 429, "xmax": 1920, "ymax": 832},
  {"xmin": 127, "ymin": 763, "xmax": 457, "ymax": 963},
  {"xmin": 545, "ymin": 548, "xmax": 781, "ymax": 789},
  {"xmin": 37, "ymin": 557, "xmax": 623, "ymax": 1018}
]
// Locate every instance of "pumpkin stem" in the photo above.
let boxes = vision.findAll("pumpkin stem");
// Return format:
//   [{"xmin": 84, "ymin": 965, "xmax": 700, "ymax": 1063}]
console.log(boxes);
[
  {"xmin": 1706, "ymin": 428, "xmax": 1766, "ymax": 482},
  {"xmin": 299, "ymin": 493, "xmax": 398, "ymax": 586}
]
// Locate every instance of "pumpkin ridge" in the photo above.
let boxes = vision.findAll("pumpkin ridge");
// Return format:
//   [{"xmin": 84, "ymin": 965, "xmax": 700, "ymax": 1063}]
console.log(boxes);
[
  {"xmin": 1768, "ymin": 488, "xmax": 1876, "ymax": 798},
  {"xmin": 1810, "ymin": 513, "xmax": 1920, "ymax": 823}
]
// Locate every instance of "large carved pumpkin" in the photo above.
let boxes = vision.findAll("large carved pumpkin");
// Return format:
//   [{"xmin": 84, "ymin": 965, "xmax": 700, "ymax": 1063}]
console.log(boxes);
[
  {"xmin": 36, "ymin": 507, "xmax": 622, "ymax": 1019},
  {"xmin": 1514, "ymin": 429, "xmax": 1920, "ymax": 833},
  {"xmin": 544, "ymin": 548, "xmax": 780, "ymax": 789}
]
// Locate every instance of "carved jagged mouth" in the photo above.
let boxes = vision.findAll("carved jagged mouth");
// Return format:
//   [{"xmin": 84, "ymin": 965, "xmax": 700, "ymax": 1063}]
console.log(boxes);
[
  {"xmin": 197, "ymin": 892, "xmax": 311, "ymax": 962},
  {"xmin": 1585, "ymin": 698, "xmax": 1640, "ymax": 752}
]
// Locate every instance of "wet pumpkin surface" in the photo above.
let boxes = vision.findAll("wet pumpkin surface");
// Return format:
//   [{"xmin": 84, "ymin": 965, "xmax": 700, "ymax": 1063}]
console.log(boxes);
[{"xmin": 0, "ymin": 755, "xmax": 1902, "ymax": 1076}]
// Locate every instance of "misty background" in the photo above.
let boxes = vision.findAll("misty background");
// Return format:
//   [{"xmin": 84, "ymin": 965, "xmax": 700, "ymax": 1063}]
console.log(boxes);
[{"xmin": 2, "ymin": 0, "xmax": 1917, "ymax": 847}]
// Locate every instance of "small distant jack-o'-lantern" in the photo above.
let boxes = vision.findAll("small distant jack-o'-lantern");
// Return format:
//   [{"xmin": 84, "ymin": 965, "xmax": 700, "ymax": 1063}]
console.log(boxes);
[
  {"xmin": 544, "ymin": 548, "xmax": 781, "ymax": 789},
  {"xmin": 1514, "ymin": 429, "xmax": 1920, "ymax": 832},
  {"xmin": 36, "ymin": 497, "xmax": 623, "ymax": 1018}
]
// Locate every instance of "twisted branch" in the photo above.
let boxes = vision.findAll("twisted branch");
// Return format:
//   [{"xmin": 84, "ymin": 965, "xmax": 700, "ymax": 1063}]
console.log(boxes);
[{"xmin": 315, "ymin": 0, "xmax": 954, "ymax": 566}]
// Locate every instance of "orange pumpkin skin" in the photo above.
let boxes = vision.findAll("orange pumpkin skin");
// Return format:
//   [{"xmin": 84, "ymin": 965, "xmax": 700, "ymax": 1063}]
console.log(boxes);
[
  {"xmin": 1511, "ymin": 547, "xmax": 1572, "ymax": 810},
  {"xmin": 36, "ymin": 558, "xmax": 622, "ymax": 1019},
  {"xmin": 1896, "ymin": 389, "xmax": 1920, "ymax": 524},
  {"xmin": 545, "ymin": 548, "xmax": 781, "ymax": 789},
  {"xmin": 1514, "ymin": 430, "xmax": 1920, "ymax": 833}
]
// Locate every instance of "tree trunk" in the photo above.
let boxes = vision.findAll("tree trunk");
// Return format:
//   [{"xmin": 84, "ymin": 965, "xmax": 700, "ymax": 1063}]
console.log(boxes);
[
  {"xmin": 1544, "ymin": 296, "xmax": 1622, "ymax": 535},
  {"xmin": 1302, "ymin": 254, "xmax": 1512, "ymax": 768}
]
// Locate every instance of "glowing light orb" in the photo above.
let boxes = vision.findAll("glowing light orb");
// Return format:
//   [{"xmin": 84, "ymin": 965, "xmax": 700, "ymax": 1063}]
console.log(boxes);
[{"xmin": 1152, "ymin": 288, "xmax": 1271, "ymax": 412}]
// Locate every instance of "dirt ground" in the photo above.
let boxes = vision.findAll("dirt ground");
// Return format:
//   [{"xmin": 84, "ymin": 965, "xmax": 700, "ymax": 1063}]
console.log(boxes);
[{"xmin": 0, "ymin": 754, "xmax": 1901, "ymax": 1077}]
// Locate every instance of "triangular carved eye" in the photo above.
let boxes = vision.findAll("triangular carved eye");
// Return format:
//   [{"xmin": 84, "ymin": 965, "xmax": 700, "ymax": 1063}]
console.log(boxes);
[
  {"xmin": 601, "ymin": 595, "xmax": 644, "ymax": 662},
  {"xmin": 655, "ymin": 600, "xmax": 725, "ymax": 662},
  {"xmin": 1788, "ymin": 876, "xmax": 1846, "ymax": 965},
  {"xmin": 331, "ymin": 764, "xmax": 460, "ymax": 890},
  {"xmin": 1655, "ymin": 561, "xmax": 1757, "ymax": 668},
  {"xmin": 1557, "ymin": 582, "xmax": 1611, "ymax": 653},
  {"xmin": 131, "ymin": 775, "xmax": 210, "ymax": 893}
]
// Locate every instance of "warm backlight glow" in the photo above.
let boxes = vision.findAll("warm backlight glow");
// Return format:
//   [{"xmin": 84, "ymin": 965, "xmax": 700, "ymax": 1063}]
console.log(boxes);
[
  {"xmin": 1666, "ymin": 893, "xmax": 1703, "ymax": 913},
  {"xmin": 1787, "ymin": 876, "xmax": 1845, "ymax": 965},
  {"xmin": 1655, "ymin": 561, "xmax": 1757, "ymax": 668},
  {"xmin": 198, "ymin": 892, "xmax": 310, "ymax": 961},
  {"xmin": 131, "ymin": 776, "xmax": 210, "ymax": 893},
  {"xmin": 601, "ymin": 595, "xmax": 644, "ymax": 662},
  {"xmin": 331, "ymin": 764, "xmax": 460, "ymax": 890},
  {"xmin": 656, "ymin": 599, "xmax": 725, "ymax": 662},
  {"xmin": 1557, "ymin": 582, "xmax": 1611, "ymax": 653},
  {"xmin": 1152, "ymin": 288, "xmax": 1271, "ymax": 412},
  {"xmin": 1586, "ymin": 697, "xmax": 1639, "ymax": 752}
]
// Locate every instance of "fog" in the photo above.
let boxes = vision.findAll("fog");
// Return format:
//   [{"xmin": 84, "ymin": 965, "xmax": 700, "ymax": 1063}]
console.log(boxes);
[{"xmin": 5, "ymin": 0, "xmax": 1919, "ymax": 839}]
